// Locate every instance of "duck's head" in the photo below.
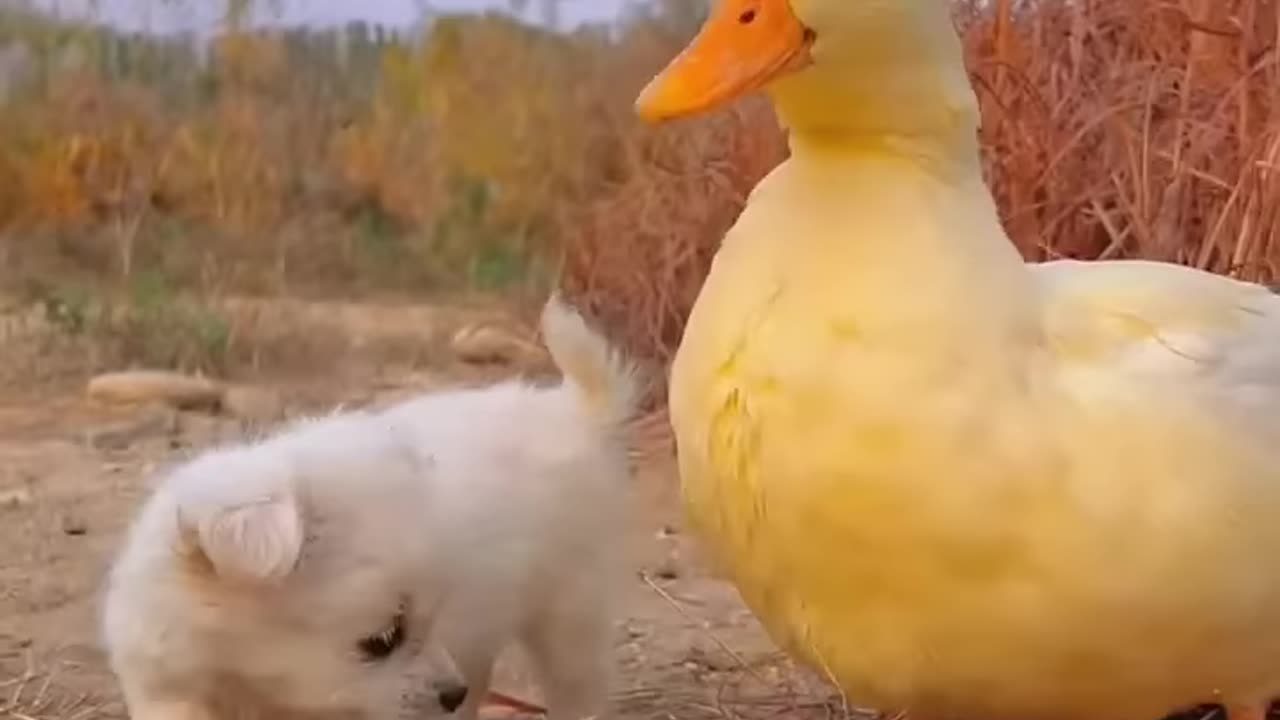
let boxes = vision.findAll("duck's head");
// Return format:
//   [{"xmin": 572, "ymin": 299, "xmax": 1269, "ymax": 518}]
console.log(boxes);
[{"xmin": 635, "ymin": 0, "xmax": 978, "ymax": 141}]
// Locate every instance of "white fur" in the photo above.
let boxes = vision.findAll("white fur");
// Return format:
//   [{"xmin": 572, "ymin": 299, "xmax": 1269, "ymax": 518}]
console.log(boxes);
[{"xmin": 102, "ymin": 297, "xmax": 638, "ymax": 720}]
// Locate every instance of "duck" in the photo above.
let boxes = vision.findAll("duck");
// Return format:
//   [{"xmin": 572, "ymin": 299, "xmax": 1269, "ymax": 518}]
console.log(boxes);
[{"xmin": 633, "ymin": 2, "xmax": 1280, "ymax": 720}]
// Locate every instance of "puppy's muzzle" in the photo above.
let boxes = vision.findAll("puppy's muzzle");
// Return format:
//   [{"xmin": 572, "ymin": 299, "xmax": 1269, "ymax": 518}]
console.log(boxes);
[{"xmin": 434, "ymin": 682, "xmax": 469, "ymax": 713}]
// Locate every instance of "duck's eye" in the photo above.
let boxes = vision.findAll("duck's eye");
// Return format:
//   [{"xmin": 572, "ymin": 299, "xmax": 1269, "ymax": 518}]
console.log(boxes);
[
  {"xmin": 738, "ymin": 8, "xmax": 757, "ymax": 23},
  {"xmin": 357, "ymin": 610, "xmax": 406, "ymax": 662}
]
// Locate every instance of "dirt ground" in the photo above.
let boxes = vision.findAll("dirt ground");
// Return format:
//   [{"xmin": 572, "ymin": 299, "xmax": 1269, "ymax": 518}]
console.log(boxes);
[{"xmin": 0, "ymin": 297, "xmax": 844, "ymax": 720}]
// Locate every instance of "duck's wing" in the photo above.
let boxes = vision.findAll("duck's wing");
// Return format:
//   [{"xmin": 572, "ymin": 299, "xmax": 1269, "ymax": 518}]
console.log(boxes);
[
  {"xmin": 1036, "ymin": 259, "xmax": 1280, "ymax": 376},
  {"xmin": 1033, "ymin": 258, "xmax": 1280, "ymax": 445}
]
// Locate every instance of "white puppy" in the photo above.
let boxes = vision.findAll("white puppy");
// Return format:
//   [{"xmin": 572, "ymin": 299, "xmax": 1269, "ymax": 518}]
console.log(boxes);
[{"xmin": 102, "ymin": 297, "xmax": 638, "ymax": 720}]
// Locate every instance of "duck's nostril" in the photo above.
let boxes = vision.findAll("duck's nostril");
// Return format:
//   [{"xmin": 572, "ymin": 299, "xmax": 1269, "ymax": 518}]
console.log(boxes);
[{"xmin": 437, "ymin": 684, "xmax": 469, "ymax": 713}]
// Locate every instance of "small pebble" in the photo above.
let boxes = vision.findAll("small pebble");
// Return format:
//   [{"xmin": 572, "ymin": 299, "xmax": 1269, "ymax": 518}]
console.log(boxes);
[
  {"xmin": 653, "ymin": 563, "xmax": 680, "ymax": 581},
  {"xmin": 0, "ymin": 488, "xmax": 33, "ymax": 508},
  {"xmin": 650, "ymin": 547, "xmax": 683, "ymax": 580},
  {"xmin": 61, "ymin": 516, "xmax": 88, "ymax": 536},
  {"xmin": 687, "ymin": 643, "xmax": 737, "ymax": 672}
]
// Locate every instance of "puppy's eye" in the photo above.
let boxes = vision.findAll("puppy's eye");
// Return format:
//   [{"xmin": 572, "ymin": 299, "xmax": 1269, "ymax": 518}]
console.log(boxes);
[{"xmin": 357, "ymin": 610, "xmax": 406, "ymax": 662}]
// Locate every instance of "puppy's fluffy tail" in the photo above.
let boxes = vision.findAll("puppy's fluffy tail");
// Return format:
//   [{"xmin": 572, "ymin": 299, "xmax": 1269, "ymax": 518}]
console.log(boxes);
[{"xmin": 541, "ymin": 294, "xmax": 638, "ymax": 429}]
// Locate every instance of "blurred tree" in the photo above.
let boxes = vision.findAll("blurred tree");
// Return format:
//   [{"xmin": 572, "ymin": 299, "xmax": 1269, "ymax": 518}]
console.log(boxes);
[
  {"xmin": 507, "ymin": 0, "xmax": 561, "ymax": 27},
  {"xmin": 621, "ymin": 0, "xmax": 708, "ymax": 39}
]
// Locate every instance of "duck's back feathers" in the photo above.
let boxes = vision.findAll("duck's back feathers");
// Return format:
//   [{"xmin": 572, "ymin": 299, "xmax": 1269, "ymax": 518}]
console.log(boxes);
[{"xmin": 1035, "ymin": 259, "xmax": 1280, "ymax": 447}]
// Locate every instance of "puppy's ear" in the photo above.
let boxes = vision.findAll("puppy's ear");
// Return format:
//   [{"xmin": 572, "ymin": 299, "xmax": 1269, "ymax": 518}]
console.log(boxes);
[{"xmin": 177, "ymin": 494, "xmax": 303, "ymax": 585}]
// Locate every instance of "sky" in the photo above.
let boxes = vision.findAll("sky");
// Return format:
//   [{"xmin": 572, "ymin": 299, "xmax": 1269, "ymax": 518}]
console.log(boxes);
[{"xmin": 15, "ymin": 0, "xmax": 631, "ymax": 35}]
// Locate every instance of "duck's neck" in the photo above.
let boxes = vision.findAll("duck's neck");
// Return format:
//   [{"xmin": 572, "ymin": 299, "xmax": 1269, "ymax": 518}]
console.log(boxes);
[
  {"xmin": 749, "ymin": 12, "xmax": 1040, "ymax": 351},
  {"xmin": 770, "ymin": 4, "xmax": 982, "ymax": 158}
]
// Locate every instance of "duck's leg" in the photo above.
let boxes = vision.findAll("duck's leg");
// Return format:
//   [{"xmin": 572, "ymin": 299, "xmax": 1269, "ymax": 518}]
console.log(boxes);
[{"xmin": 1224, "ymin": 701, "xmax": 1269, "ymax": 720}]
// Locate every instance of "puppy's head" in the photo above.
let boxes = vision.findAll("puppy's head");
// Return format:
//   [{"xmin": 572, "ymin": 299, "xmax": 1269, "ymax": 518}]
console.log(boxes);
[{"xmin": 103, "ymin": 413, "xmax": 466, "ymax": 718}]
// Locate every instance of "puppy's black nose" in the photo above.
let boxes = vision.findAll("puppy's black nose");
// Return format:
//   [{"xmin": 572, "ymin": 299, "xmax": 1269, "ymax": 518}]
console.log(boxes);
[{"xmin": 436, "ymin": 683, "xmax": 469, "ymax": 713}]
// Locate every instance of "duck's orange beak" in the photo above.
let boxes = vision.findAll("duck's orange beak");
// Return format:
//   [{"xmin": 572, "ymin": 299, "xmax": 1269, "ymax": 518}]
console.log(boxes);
[{"xmin": 635, "ymin": 0, "xmax": 814, "ymax": 123}]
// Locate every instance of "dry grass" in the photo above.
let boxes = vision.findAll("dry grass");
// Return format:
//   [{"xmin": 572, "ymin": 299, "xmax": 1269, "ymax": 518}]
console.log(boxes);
[
  {"xmin": 961, "ymin": 0, "xmax": 1280, "ymax": 269},
  {"xmin": 0, "ymin": 656, "xmax": 105, "ymax": 720},
  {"xmin": 0, "ymin": 0, "xmax": 1276, "ymax": 391}
]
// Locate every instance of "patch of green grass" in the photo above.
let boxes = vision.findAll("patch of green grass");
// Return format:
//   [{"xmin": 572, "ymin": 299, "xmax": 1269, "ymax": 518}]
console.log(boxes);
[
  {"xmin": 122, "ymin": 269, "xmax": 231, "ymax": 371},
  {"xmin": 467, "ymin": 240, "xmax": 527, "ymax": 291},
  {"xmin": 354, "ymin": 203, "xmax": 406, "ymax": 265},
  {"xmin": 29, "ymin": 271, "xmax": 231, "ymax": 373},
  {"xmin": 39, "ymin": 282, "xmax": 98, "ymax": 334}
]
